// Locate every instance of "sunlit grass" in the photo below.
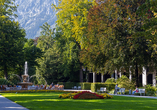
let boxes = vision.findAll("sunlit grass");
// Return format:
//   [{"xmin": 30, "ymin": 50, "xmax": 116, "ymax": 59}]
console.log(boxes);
[{"xmin": 1, "ymin": 92, "xmax": 157, "ymax": 110}]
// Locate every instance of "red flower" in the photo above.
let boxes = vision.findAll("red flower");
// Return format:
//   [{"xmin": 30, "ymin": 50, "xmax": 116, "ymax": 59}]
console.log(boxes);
[{"xmin": 73, "ymin": 91, "xmax": 104, "ymax": 99}]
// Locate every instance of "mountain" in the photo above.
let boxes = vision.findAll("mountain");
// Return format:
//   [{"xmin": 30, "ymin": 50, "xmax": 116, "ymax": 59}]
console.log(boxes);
[{"xmin": 15, "ymin": 0, "xmax": 58, "ymax": 39}]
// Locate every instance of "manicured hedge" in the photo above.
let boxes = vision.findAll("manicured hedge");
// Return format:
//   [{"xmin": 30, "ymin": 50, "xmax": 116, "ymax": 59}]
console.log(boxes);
[
  {"xmin": 91, "ymin": 83, "xmax": 116, "ymax": 92},
  {"xmin": 81, "ymin": 82, "xmax": 91, "ymax": 90},
  {"xmin": 57, "ymin": 82, "xmax": 116, "ymax": 92}
]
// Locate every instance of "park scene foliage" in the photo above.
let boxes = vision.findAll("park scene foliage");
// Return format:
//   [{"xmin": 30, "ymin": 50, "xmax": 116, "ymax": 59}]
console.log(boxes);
[
  {"xmin": 1, "ymin": 0, "xmax": 157, "ymax": 109},
  {"xmin": 0, "ymin": 0, "xmax": 157, "ymax": 86}
]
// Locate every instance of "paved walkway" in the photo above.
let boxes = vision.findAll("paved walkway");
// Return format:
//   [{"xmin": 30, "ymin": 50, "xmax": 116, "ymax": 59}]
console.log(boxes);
[
  {"xmin": 110, "ymin": 94, "xmax": 157, "ymax": 99},
  {"xmin": 0, "ymin": 95, "xmax": 29, "ymax": 110}
]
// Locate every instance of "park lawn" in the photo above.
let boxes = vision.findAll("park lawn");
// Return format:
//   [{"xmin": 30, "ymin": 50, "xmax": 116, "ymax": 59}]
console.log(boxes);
[{"xmin": 1, "ymin": 92, "xmax": 157, "ymax": 110}]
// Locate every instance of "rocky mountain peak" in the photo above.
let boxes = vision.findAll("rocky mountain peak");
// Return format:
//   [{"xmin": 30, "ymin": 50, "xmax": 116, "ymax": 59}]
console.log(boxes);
[{"xmin": 15, "ymin": 0, "xmax": 57, "ymax": 39}]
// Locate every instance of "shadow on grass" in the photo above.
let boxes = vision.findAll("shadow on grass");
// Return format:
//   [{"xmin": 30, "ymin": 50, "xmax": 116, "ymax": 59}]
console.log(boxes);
[{"xmin": 2, "ymin": 93, "xmax": 157, "ymax": 110}]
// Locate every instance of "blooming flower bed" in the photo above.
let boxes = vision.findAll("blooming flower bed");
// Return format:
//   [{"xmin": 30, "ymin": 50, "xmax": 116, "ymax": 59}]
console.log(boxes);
[
  {"xmin": 59, "ymin": 91, "xmax": 113, "ymax": 99},
  {"xmin": 99, "ymin": 93, "xmax": 113, "ymax": 99}
]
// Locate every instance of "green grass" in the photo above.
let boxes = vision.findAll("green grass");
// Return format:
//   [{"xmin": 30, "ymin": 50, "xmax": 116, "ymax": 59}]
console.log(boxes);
[{"xmin": 1, "ymin": 92, "xmax": 157, "ymax": 110}]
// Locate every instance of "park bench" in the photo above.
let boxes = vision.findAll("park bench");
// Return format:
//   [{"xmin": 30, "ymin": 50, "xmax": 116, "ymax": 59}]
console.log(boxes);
[
  {"xmin": 72, "ymin": 86, "xmax": 77, "ymax": 90},
  {"xmin": 6, "ymin": 86, "xmax": 22, "ymax": 90},
  {"xmin": 119, "ymin": 88, "xmax": 125, "ymax": 94},
  {"xmin": 135, "ymin": 89, "xmax": 145, "ymax": 96},
  {"xmin": 97, "ymin": 87, "xmax": 106, "ymax": 93},
  {"xmin": 72, "ymin": 86, "xmax": 81, "ymax": 90},
  {"xmin": 78, "ymin": 86, "xmax": 81, "ymax": 90},
  {"xmin": 28, "ymin": 86, "xmax": 36, "ymax": 90}
]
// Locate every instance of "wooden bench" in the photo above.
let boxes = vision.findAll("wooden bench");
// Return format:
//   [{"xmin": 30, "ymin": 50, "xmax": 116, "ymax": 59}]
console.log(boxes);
[{"xmin": 136, "ymin": 89, "xmax": 145, "ymax": 96}]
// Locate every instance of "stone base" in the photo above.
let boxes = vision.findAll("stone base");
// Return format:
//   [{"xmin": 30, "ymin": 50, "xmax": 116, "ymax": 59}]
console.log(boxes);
[{"xmin": 17, "ymin": 82, "xmax": 33, "ymax": 88}]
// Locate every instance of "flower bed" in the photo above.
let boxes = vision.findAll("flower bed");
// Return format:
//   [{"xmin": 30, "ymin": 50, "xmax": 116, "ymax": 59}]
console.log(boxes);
[
  {"xmin": 59, "ymin": 92, "xmax": 81, "ymax": 99},
  {"xmin": 74, "ymin": 91, "xmax": 104, "ymax": 99},
  {"xmin": 99, "ymin": 93, "xmax": 113, "ymax": 99},
  {"xmin": 59, "ymin": 91, "xmax": 113, "ymax": 99}
]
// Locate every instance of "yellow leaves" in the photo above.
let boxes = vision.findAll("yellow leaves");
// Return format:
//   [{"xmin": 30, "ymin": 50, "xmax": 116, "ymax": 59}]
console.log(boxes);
[
  {"xmin": 151, "ymin": 30, "xmax": 156, "ymax": 35},
  {"xmin": 0, "ymin": 15, "xmax": 6, "ymax": 19},
  {"xmin": 53, "ymin": 0, "xmax": 93, "ymax": 49},
  {"xmin": 153, "ymin": 12, "xmax": 157, "ymax": 18}
]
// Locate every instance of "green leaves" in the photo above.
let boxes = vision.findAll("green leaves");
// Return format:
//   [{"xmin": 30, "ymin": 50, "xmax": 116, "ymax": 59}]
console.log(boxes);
[{"xmin": 0, "ymin": 16, "xmax": 26, "ymax": 79}]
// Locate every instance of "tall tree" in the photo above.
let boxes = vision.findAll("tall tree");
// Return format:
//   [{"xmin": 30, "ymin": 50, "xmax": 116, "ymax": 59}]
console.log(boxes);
[
  {"xmin": 0, "ymin": 17, "xmax": 26, "ymax": 79},
  {"xmin": 36, "ymin": 23, "xmax": 62, "ymax": 84},
  {"xmin": 23, "ymin": 39, "xmax": 42, "ymax": 77},
  {"xmin": 52, "ymin": 0, "xmax": 94, "ymax": 82},
  {"xmin": 82, "ymin": 0, "xmax": 157, "ymax": 86},
  {"xmin": 0, "ymin": 0, "xmax": 26, "ymax": 79}
]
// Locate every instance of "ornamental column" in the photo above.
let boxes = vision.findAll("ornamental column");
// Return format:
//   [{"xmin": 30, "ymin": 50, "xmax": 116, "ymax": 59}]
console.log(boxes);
[
  {"xmin": 93, "ymin": 72, "xmax": 96, "ymax": 83},
  {"xmin": 129, "ymin": 69, "xmax": 132, "ymax": 81},
  {"xmin": 142, "ymin": 67, "xmax": 147, "ymax": 87},
  {"xmin": 115, "ymin": 70, "xmax": 118, "ymax": 80},
  {"xmin": 119, "ymin": 72, "xmax": 122, "ymax": 78},
  {"xmin": 101, "ymin": 74, "xmax": 104, "ymax": 82},
  {"xmin": 153, "ymin": 70, "xmax": 156, "ymax": 87}
]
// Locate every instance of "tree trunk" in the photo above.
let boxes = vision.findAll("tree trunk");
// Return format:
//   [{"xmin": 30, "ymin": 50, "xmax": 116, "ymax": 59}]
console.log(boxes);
[
  {"xmin": 4, "ymin": 65, "xmax": 8, "ymax": 80},
  {"xmin": 79, "ymin": 63, "xmax": 83, "ymax": 82},
  {"xmin": 135, "ymin": 62, "xmax": 139, "ymax": 87}
]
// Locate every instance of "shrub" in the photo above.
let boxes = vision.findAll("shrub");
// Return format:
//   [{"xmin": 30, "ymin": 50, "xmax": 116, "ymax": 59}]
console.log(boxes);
[
  {"xmin": 105, "ymin": 78, "xmax": 116, "ymax": 83},
  {"xmin": 91, "ymin": 83, "xmax": 116, "ymax": 92},
  {"xmin": 116, "ymin": 75, "xmax": 135, "ymax": 90},
  {"xmin": 81, "ymin": 82, "xmax": 91, "ymax": 90},
  {"xmin": 125, "ymin": 90, "xmax": 129, "ymax": 95},
  {"xmin": 0, "ymin": 78, "xmax": 14, "ymax": 86},
  {"xmin": 109, "ymin": 90, "xmax": 115, "ymax": 94},
  {"xmin": 134, "ymin": 93, "xmax": 140, "ymax": 96},
  {"xmin": 145, "ymin": 85, "xmax": 156, "ymax": 96}
]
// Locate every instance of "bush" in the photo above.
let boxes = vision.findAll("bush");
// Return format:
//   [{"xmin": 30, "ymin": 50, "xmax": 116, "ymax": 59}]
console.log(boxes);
[
  {"xmin": 134, "ymin": 93, "xmax": 140, "ymax": 96},
  {"xmin": 116, "ymin": 75, "xmax": 135, "ymax": 90},
  {"xmin": 109, "ymin": 90, "xmax": 114, "ymax": 94},
  {"xmin": 105, "ymin": 78, "xmax": 116, "ymax": 83},
  {"xmin": 81, "ymin": 82, "xmax": 91, "ymax": 90},
  {"xmin": 125, "ymin": 90, "xmax": 130, "ymax": 95},
  {"xmin": 145, "ymin": 85, "xmax": 156, "ymax": 96},
  {"xmin": 0, "ymin": 78, "xmax": 14, "ymax": 86},
  {"xmin": 91, "ymin": 83, "xmax": 116, "ymax": 92}
]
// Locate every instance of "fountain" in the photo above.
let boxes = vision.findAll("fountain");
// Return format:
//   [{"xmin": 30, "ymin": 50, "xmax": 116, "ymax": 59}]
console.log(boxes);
[{"xmin": 17, "ymin": 61, "xmax": 33, "ymax": 89}]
